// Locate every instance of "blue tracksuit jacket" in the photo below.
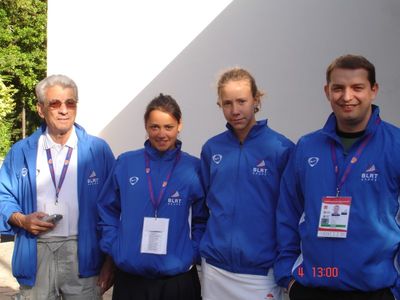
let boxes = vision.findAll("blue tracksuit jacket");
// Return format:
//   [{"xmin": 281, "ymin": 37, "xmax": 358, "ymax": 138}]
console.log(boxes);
[
  {"xmin": 275, "ymin": 105, "xmax": 400, "ymax": 297},
  {"xmin": 0, "ymin": 124, "xmax": 114, "ymax": 286},
  {"xmin": 200, "ymin": 120, "xmax": 294, "ymax": 275},
  {"xmin": 97, "ymin": 140, "xmax": 208, "ymax": 278}
]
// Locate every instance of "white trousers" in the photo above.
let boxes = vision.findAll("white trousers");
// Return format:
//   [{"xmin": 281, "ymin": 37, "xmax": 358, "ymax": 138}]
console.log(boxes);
[{"xmin": 201, "ymin": 260, "xmax": 283, "ymax": 300}]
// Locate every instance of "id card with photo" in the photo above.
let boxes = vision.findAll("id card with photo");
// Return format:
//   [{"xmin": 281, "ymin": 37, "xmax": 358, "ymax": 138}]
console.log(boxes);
[{"xmin": 317, "ymin": 196, "xmax": 351, "ymax": 238}]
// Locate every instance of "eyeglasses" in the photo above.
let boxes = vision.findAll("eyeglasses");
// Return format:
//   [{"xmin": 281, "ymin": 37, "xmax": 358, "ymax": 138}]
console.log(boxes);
[{"xmin": 45, "ymin": 99, "xmax": 78, "ymax": 110}]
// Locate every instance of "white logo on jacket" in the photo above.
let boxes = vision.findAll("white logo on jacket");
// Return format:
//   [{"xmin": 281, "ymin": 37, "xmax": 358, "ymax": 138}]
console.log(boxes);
[
  {"xmin": 21, "ymin": 168, "xmax": 28, "ymax": 177},
  {"xmin": 168, "ymin": 191, "xmax": 182, "ymax": 206},
  {"xmin": 212, "ymin": 154, "xmax": 222, "ymax": 164},
  {"xmin": 253, "ymin": 160, "xmax": 268, "ymax": 176},
  {"xmin": 129, "ymin": 176, "xmax": 139, "ymax": 186},
  {"xmin": 361, "ymin": 164, "xmax": 378, "ymax": 182},
  {"xmin": 308, "ymin": 157, "xmax": 319, "ymax": 167},
  {"xmin": 87, "ymin": 170, "xmax": 99, "ymax": 185}
]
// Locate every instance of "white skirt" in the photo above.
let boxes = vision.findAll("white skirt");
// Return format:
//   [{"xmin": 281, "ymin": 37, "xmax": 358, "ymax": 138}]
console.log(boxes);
[{"xmin": 201, "ymin": 260, "xmax": 283, "ymax": 300}]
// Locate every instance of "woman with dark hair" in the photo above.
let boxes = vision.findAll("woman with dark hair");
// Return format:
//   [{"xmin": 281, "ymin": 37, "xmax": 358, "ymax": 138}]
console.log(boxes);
[{"xmin": 98, "ymin": 94, "xmax": 208, "ymax": 300}]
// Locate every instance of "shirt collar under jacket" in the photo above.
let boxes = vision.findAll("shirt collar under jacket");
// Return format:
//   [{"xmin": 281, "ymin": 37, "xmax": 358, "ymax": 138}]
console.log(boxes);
[
  {"xmin": 144, "ymin": 139, "xmax": 182, "ymax": 161},
  {"xmin": 43, "ymin": 126, "xmax": 78, "ymax": 151},
  {"xmin": 25, "ymin": 122, "xmax": 88, "ymax": 152},
  {"xmin": 322, "ymin": 104, "xmax": 381, "ymax": 142},
  {"xmin": 226, "ymin": 119, "xmax": 268, "ymax": 143}
]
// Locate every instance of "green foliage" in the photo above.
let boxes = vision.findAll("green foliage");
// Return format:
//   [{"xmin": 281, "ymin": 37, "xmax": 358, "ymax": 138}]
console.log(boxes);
[
  {"xmin": 0, "ymin": 77, "xmax": 15, "ymax": 117},
  {"xmin": 0, "ymin": 77, "xmax": 17, "ymax": 157},
  {"xmin": 0, "ymin": 0, "xmax": 47, "ymax": 150}
]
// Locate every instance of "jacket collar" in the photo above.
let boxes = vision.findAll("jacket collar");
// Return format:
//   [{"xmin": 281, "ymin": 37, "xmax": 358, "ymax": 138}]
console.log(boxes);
[
  {"xmin": 21, "ymin": 123, "xmax": 88, "ymax": 214},
  {"xmin": 144, "ymin": 139, "xmax": 182, "ymax": 161},
  {"xmin": 322, "ymin": 105, "xmax": 381, "ymax": 141},
  {"xmin": 26, "ymin": 123, "xmax": 87, "ymax": 149},
  {"xmin": 226, "ymin": 119, "xmax": 268, "ymax": 143},
  {"xmin": 43, "ymin": 126, "xmax": 78, "ymax": 150}
]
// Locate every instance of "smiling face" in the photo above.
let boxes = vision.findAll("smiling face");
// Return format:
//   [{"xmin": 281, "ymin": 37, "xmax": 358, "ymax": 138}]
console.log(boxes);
[
  {"xmin": 219, "ymin": 79, "xmax": 258, "ymax": 142},
  {"xmin": 324, "ymin": 68, "xmax": 378, "ymax": 133},
  {"xmin": 37, "ymin": 85, "xmax": 77, "ymax": 143},
  {"xmin": 145, "ymin": 109, "xmax": 182, "ymax": 152}
]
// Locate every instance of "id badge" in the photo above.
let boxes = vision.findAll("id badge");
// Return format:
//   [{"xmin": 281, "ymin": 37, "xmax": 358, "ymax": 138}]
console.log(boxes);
[
  {"xmin": 317, "ymin": 196, "xmax": 351, "ymax": 238},
  {"xmin": 141, "ymin": 217, "xmax": 169, "ymax": 255}
]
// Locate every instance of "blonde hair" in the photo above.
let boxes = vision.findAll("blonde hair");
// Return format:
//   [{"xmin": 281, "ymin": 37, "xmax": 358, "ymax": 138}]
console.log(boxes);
[{"xmin": 217, "ymin": 67, "xmax": 264, "ymax": 113}]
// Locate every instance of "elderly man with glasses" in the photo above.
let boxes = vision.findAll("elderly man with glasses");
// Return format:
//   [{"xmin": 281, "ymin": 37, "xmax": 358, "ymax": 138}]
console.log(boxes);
[{"xmin": 0, "ymin": 74, "xmax": 115, "ymax": 299}]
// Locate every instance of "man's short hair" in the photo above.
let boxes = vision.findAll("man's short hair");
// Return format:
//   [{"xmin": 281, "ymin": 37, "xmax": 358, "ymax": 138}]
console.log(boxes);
[
  {"xmin": 35, "ymin": 74, "xmax": 78, "ymax": 104},
  {"xmin": 326, "ymin": 54, "xmax": 376, "ymax": 87}
]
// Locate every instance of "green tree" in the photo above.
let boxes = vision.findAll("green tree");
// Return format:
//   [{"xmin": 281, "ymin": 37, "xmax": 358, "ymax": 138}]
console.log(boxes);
[
  {"xmin": 0, "ymin": 76, "xmax": 16, "ymax": 157},
  {"xmin": 0, "ymin": 0, "xmax": 47, "ymax": 149}
]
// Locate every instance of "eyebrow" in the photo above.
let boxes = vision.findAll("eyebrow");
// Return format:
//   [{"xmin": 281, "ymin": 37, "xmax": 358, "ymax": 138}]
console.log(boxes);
[
  {"xmin": 149, "ymin": 123, "xmax": 175, "ymax": 126},
  {"xmin": 48, "ymin": 98, "xmax": 77, "ymax": 101}
]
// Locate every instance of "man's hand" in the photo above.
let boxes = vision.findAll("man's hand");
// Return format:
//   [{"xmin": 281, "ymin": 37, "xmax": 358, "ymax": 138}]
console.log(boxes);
[
  {"xmin": 97, "ymin": 255, "xmax": 116, "ymax": 295},
  {"xmin": 9, "ymin": 212, "xmax": 55, "ymax": 235}
]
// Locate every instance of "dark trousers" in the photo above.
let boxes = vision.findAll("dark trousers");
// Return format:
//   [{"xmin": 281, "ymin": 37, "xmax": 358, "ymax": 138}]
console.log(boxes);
[
  {"xmin": 112, "ymin": 266, "xmax": 201, "ymax": 300},
  {"xmin": 289, "ymin": 281, "xmax": 395, "ymax": 300}
]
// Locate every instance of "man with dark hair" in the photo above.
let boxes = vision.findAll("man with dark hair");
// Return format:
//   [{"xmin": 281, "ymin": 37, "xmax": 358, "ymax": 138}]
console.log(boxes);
[
  {"xmin": 0, "ymin": 75, "xmax": 115, "ymax": 299},
  {"xmin": 275, "ymin": 54, "xmax": 400, "ymax": 300}
]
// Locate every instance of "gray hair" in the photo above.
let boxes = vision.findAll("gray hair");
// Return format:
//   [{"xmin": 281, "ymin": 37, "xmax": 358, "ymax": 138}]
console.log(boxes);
[{"xmin": 35, "ymin": 74, "xmax": 78, "ymax": 103}]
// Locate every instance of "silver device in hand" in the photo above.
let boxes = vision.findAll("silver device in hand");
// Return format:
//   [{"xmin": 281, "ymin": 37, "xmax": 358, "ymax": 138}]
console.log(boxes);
[{"xmin": 42, "ymin": 214, "xmax": 63, "ymax": 223}]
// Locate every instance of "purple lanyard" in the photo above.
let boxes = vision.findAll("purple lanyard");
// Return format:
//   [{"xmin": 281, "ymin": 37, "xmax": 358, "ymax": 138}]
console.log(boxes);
[
  {"xmin": 145, "ymin": 151, "xmax": 181, "ymax": 218},
  {"xmin": 330, "ymin": 134, "xmax": 373, "ymax": 197},
  {"xmin": 330, "ymin": 117, "xmax": 381, "ymax": 196},
  {"xmin": 46, "ymin": 147, "xmax": 73, "ymax": 204}
]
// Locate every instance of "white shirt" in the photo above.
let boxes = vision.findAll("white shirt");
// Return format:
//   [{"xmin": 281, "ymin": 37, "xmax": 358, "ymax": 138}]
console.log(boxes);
[{"xmin": 36, "ymin": 127, "xmax": 79, "ymax": 237}]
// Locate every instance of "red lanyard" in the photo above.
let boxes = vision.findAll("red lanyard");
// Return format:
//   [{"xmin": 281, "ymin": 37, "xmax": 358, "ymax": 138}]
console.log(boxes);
[
  {"xmin": 46, "ymin": 147, "xmax": 73, "ymax": 204},
  {"xmin": 144, "ymin": 151, "xmax": 181, "ymax": 218}
]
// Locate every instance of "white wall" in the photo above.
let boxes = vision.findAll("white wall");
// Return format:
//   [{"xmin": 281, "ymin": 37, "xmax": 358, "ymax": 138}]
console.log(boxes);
[{"xmin": 48, "ymin": 0, "xmax": 400, "ymax": 157}]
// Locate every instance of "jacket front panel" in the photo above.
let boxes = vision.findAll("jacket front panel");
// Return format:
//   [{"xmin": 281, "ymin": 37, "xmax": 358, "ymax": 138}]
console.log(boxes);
[
  {"xmin": 98, "ymin": 142, "xmax": 208, "ymax": 278},
  {"xmin": 200, "ymin": 120, "xmax": 293, "ymax": 275},
  {"xmin": 275, "ymin": 106, "xmax": 400, "ymax": 293},
  {"xmin": 0, "ymin": 124, "xmax": 114, "ymax": 286}
]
